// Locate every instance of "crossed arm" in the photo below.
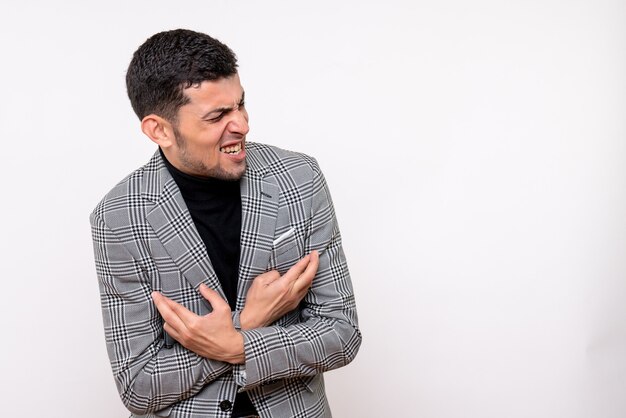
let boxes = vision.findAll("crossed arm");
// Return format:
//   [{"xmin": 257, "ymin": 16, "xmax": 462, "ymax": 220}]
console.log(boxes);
[
  {"xmin": 92, "ymin": 211, "xmax": 320, "ymax": 414},
  {"xmin": 151, "ymin": 251, "xmax": 320, "ymax": 364},
  {"xmin": 92, "ymin": 162, "xmax": 360, "ymax": 413}
]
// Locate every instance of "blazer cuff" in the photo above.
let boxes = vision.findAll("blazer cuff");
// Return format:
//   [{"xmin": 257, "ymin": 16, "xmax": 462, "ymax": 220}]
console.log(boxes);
[
  {"xmin": 232, "ymin": 310, "xmax": 242, "ymax": 330},
  {"xmin": 233, "ymin": 364, "xmax": 247, "ymax": 389},
  {"xmin": 234, "ymin": 327, "xmax": 279, "ymax": 390}
]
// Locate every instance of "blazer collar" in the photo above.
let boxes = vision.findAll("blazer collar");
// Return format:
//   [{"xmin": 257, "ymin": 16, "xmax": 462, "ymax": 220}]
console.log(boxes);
[{"xmin": 140, "ymin": 143, "xmax": 271, "ymax": 203}]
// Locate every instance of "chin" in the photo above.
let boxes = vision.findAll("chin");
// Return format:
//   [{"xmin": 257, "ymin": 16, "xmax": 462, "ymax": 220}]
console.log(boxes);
[
  {"xmin": 178, "ymin": 156, "xmax": 246, "ymax": 180},
  {"xmin": 210, "ymin": 163, "xmax": 246, "ymax": 181}
]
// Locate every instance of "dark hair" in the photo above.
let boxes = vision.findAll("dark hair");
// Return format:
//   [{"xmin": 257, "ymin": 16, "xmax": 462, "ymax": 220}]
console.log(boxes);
[{"xmin": 126, "ymin": 29, "xmax": 238, "ymax": 121}]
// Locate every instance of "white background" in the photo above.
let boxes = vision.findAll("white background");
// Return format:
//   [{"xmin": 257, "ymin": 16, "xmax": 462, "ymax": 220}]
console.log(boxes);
[{"xmin": 1, "ymin": 1, "xmax": 625, "ymax": 417}]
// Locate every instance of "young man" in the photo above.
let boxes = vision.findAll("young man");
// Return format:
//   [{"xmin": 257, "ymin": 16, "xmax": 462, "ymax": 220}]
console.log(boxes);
[{"xmin": 90, "ymin": 29, "xmax": 361, "ymax": 418}]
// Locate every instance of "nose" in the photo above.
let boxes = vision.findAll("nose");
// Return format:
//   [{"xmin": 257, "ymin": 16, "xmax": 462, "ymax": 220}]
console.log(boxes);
[{"xmin": 227, "ymin": 107, "xmax": 249, "ymax": 136}]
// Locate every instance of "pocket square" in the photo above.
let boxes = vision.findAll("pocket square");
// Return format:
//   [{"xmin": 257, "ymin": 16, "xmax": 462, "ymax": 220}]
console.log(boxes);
[{"xmin": 273, "ymin": 227, "xmax": 295, "ymax": 246}]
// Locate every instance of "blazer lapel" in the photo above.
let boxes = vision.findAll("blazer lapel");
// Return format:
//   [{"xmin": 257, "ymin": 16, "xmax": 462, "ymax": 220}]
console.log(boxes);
[
  {"xmin": 236, "ymin": 151, "xmax": 280, "ymax": 309},
  {"xmin": 142, "ymin": 151, "xmax": 225, "ymax": 301}
]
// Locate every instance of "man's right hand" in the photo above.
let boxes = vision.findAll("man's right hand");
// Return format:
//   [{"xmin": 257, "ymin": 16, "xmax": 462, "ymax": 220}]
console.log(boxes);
[{"xmin": 239, "ymin": 250, "xmax": 320, "ymax": 330}]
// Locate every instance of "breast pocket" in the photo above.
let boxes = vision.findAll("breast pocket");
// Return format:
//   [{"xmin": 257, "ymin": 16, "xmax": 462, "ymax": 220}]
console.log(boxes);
[{"xmin": 270, "ymin": 227, "xmax": 302, "ymax": 274}]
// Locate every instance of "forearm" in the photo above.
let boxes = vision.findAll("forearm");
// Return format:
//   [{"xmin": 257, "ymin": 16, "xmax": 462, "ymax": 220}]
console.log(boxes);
[
  {"xmin": 113, "ymin": 339, "xmax": 232, "ymax": 414},
  {"xmin": 233, "ymin": 162, "xmax": 362, "ymax": 390},
  {"xmin": 234, "ymin": 312, "xmax": 360, "ymax": 390},
  {"xmin": 234, "ymin": 241, "xmax": 361, "ymax": 390},
  {"xmin": 100, "ymin": 282, "xmax": 233, "ymax": 414},
  {"xmin": 93, "ymin": 214, "xmax": 232, "ymax": 414}
]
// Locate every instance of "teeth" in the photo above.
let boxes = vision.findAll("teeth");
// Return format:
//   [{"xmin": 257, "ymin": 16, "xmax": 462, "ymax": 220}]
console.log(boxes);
[{"xmin": 220, "ymin": 143, "xmax": 242, "ymax": 154}]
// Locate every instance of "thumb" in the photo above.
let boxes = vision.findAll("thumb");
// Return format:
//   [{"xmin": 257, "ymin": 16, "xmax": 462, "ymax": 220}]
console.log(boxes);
[{"xmin": 199, "ymin": 283, "xmax": 229, "ymax": 312}]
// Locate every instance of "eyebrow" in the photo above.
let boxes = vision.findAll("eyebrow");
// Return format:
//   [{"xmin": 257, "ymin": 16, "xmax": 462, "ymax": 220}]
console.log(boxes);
[{"xmin": 200, "ymin": 91, "xmax": 245, "ymax": 120}]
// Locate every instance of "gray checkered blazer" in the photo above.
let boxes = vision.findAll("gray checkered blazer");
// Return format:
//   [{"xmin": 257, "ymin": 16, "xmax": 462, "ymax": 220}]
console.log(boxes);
[{"xmin": 90, "ymin": 143, "xmax": 361, "ymax": 418}]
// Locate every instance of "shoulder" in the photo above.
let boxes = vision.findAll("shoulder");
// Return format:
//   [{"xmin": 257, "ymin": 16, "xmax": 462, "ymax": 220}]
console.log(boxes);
[
  {"xmin": 90, "ymin": 152, "xmax": 160, "ymax": 224},
  {"xmin": 246, "ymin": 142, "xmax": 322, "ymax": 181}
]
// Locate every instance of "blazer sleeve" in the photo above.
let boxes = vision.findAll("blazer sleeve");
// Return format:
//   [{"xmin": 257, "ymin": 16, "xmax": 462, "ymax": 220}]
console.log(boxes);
[
  {"xmin": 90, "ymin": 213, "xmax": 231, "ymax": 415},
  {"xmin": 234, "ymin": 161, "xmax": 362, "ymax": 390}
]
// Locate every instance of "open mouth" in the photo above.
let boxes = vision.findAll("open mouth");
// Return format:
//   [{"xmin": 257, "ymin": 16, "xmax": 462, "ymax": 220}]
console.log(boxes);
[{"xmin": 220, "ymin": 143, "xmax": 242, "ymax": 155}]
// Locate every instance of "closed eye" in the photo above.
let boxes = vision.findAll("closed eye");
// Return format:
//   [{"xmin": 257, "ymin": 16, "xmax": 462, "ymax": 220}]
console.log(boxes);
[
  {"xmin": 202, "ymin": 92, "xmax": 245, "ymax": 123},
  {"xmin": 205, "ymin": 112, "xmax": 227, "ymax": 123}
]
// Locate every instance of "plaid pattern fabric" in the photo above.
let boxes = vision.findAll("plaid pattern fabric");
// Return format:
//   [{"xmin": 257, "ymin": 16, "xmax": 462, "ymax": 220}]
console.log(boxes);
[{"xmin": 91, "ymin": 142, "xmax": 361, "ymax": 418}]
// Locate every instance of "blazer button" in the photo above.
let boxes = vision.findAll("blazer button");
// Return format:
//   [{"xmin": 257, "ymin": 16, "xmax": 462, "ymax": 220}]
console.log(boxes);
[{"xmin": 219, "ymin": 400, "xmax": 232, "ymax": 411}]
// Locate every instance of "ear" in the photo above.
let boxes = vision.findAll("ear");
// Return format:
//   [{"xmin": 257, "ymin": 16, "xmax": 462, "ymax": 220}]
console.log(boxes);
[{"xmin": 141, "ymin": 114, "xmax": 175, "ymax": 148}]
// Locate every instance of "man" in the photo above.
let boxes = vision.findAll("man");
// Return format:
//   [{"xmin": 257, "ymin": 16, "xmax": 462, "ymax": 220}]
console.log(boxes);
[{"xmin": 90, "ymin": 29, "xmax": 361, "ymax": 418}]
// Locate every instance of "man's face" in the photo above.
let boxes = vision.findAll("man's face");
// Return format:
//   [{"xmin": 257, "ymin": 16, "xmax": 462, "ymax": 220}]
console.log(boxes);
[{"xmin": 164, "ymin": 74, "xmax": 249, "ymax": 180}]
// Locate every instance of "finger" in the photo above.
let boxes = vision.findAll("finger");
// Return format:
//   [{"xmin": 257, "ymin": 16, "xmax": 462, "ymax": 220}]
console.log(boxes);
[
  {"xmin": 299, "ymin": 250, "xmax": 319, "ymax": 281},
  {"xmin": 152, "ymin": 291, "xmax": 177, "ymax": 319},
  {"xmin": 309, "ymin": 249, "xmax": 320, "ymax": 270},
  {"xmin": 163, "ymin": 322, "xmax": 182, "ymax": 341},
  {"xmin": 281, "ymin": 254, "xmax": 312, "ymax": 283},
  {"xmin": 254, "ymin": 270, "xmax": 281, "ymax": 286},
  {"xmin": 198, "ymin": 284, "xmax": 230, "ymax": 314},
  {"xmin": 292, "ymin": 250, "xmax": 320, "ymax": 292},
  {"xmin": 151, "ymin": 291, "xmax": 190, "ymax": 332}
]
